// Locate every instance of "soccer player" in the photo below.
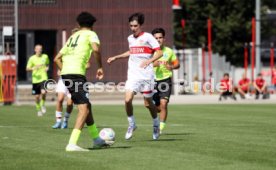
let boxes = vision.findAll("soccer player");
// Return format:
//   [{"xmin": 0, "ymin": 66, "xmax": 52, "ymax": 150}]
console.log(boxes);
[
  {"xmin": 52, "ymin": 63, "xmax": 91, "ymax": 129},
  {"xmin": 219, "ymin": 73, "xmax": 237, "ymax": 101},
  {"xmin": 237, "ymin": 73, "xmax": 251, "ymax": 99},
  {"xmin": 254, "ymin": 73, "xmax": 268, "ymax": 99},
  {"xmin": 107, "ymin": 13, "xmax": 163, "ymax": 140},
  {"xmin": 151, "ymin": 28, "xmax": 180, "ymax": 134},
  {"xmin": 52, "ymin": 69, "xmax": 74, "ymax": 129},
  {"xmin": 54, "ymin": 12, "xmax": 113, "ymax": 151},
  {"xmin": 26, "ymin": 44, "xmax": 49, "ymax": 116},
  {"xmin": 52, "ymin": 28, "xmax": 83, "ymax": 129}
]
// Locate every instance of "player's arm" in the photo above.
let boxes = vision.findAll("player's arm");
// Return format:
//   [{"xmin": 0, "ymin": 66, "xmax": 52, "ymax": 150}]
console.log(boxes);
[
  {"xmin": 261, "ymin": 81, "xmax": 267, "ymax": 92},
  {"xmin": 86, "ymin": 62, "xmax": 91, "ymax": 69},
  {"xmin": 91, "ymin": 42, "xmax": 104, "ymax": 80},
  {"xmin": 140, "ymin": 49, "xmax": 163, "ymax": 68},
  {"xmin": 166, "ymin": 59, "xmax": 180, "ymax": 70},
  {"xmin": 253, "ymin": 81, "xmax": 261, "ymax": 92},
  {"xmin": 54, "ymin": 52, "xmax": 63, "ymax": 70},
  {"xmin": 26, "ymin": 58, "xmax": 37, "ymax": 71},
  {"xmin": 107, "ymin": 51, "xmax": 130, "ymax": 64},
  {"xmin": 45, "ymin": 55, "xmax": 50, "ymax": 71}
]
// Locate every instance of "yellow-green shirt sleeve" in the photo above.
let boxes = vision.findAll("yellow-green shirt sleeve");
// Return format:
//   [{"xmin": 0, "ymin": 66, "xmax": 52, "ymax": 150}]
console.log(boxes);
[
  {"xmin": 26, "ymin": 57, "xmax": 33, "ymax": 69},
  {"xmin": 89, "ymin": 31, "xmax": 100, "ymax": 45}
]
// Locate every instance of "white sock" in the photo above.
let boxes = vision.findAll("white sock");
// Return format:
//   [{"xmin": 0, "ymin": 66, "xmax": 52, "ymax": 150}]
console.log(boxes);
[
  {"xmin": 153, "ymin": 117, "xmax": 159, "ymax": 127},
  {"xmin": 55, "ymin": 111, "xmax": 62, "ymax": 123},
  {"xmin": 127, "ymin": 116, "xmax": 135, "ymax": 127},
  {"xmin": 63, "ymin": 112, "xmax": 71, "ymax": 122}
]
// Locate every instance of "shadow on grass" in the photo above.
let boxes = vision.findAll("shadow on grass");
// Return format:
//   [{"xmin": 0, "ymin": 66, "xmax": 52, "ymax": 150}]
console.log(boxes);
[{"xmin": 88, "ymin": 146, "xmax": 131, "ymax": 150}]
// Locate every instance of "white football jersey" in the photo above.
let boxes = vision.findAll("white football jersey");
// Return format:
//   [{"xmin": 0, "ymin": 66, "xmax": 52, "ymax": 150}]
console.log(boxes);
[{"xmin": 127, "ymin": 32, "xmax": 160, "ymax": 80}]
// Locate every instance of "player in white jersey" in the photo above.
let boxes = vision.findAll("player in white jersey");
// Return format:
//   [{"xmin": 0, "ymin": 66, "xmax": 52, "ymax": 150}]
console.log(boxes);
[
  {"xmin": 52, "ymin": 70, "xmax": 73, "ymax": 129},
  {"xmin": 107, "ymin": 13, "xmax": 163, "ymax": 140}
]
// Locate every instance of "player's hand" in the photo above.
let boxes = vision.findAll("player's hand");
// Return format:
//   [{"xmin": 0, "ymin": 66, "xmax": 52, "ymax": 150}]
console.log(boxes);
[
  {"xmin": 96, "ymin": 68, "xmax": 104, "ymax": 80},
  {"xmin": 32, "ymin": 64, "xmax": 42, "ymax": 70},
  {"xmin": 140, "ymin": 60, "xmax": 151, "ymax": 68},
  {"xmin": 153, "ymin": 60, "xmax": 160, "ymax": 67},
  {"xmin": 107, "ymin": 57, "xmax": 116, "ymax": 64},
  {"xmin": 165, "ymin": 64, "xmax": 173, "ymax": 71}
]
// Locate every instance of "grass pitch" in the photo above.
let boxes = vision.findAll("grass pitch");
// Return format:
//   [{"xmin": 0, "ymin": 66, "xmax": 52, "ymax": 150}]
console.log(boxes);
[{"xmin": 0, "ymin": 104, "xmax": 275, "ymax": 170}]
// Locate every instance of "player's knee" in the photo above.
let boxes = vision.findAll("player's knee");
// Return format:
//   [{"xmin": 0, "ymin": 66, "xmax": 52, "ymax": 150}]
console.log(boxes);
[{"xmin": 125, "ymin": 98, "xmax": 132, "ymax": 105}]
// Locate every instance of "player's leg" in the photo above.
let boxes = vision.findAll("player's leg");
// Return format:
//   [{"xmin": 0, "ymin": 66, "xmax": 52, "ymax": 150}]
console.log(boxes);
[
  {"xmin": 65, "ymin": 75, "xmax": 113, "ymax": 151},
  {"xmin": 144, "ymin": 96, "xmax": 160, "ymax": 140},
  {"xmin": 40, "ymin": 81, "xmax": 47, "ymax": 114},
  {"xmin": 159, "ymin": 99, "xmax": 169, "ymax": 133},
  {"xmin": 32, "ymin": 83, "xmax": 42, "ymax": 116},
  {"xmin": 52, "ymin": 92, "xmax": 65, "ymax": 129},
  {"xmin": 124, "ymin": 90, "xmax": 137, "ymax": 140},
  {"xmin": 85, "ymin": 103, "xmax": 114, "ymax": 148},
  {"xmin": 35, "ymin": 94, "xmax": 42, "ymax": 116},
  {"xmin": 152, "ymin": 83, "xmax": 161, "ymax": 113},
  {"xmin": 61, "ymin": 97, "xmax": 73, "ymax": 129},
  {"xmin": 66, "ymin": 103, "xmax": 90, "ymax": 151},
  {"xmin": 157, "ymin": 78, "xmax": 172, "ymax": 133},
  {"xmin": 238, "ymin": 87, "xmax": 246, "ymax": 99},
  {"xmin": 142, "ymin": 79, "xmax": 160, "ymax": 140}
]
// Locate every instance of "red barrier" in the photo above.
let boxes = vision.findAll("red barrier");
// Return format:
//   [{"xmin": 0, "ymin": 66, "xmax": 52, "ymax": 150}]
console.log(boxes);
[
  {"xmin": 207, "ymin": 19, "xmax": 212, "ymax": 75},
  {"xmin": 270, "ymin": 43, "xmax": 275, "ymax": 84},
  {"xmin": 244, "ymin": 43, "xmax": 248, "ymax": 74},
  {"xmin": 1, "ymin": 57, "xmax": 17, "ymax": 104},
  {"xmin": 251, "ymin": 18, "xmax": 256, "ymax": 81}
]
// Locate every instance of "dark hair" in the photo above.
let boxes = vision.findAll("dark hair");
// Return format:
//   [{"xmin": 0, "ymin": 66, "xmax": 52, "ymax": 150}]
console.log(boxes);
[
  {"xmin": 76, "ymin": 12, "xmax": 97, "ymax": 27},
  {"xmin": 152, "ymin": 28, "xmax": 166, "ymax": 37},
  {"xmin": 257, "ymin": 73, "xmax": 262, "ymax": 76},
  {"xmin": 223, "ymin": 73, "xmax": 229, "ymax": 77},
  {"xmin": 128, "ymin": 12, "xmax": 144, "ymax": 25}
]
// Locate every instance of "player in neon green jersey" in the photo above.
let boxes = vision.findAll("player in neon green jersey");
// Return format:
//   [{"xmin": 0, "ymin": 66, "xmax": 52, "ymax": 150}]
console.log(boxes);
[
  {"xmin": 152, "ymin": 28, "xmax": 180, "ymax": 134},
  {"xmin": 54, "ymin": 12, "xmax": 114, "ymax": 151},
  {"xmin": 26, "ymin": 44, "xmax": 49, "ymax": 116}
]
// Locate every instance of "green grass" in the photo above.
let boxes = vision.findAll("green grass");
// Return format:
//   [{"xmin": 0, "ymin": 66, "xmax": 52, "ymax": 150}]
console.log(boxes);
[{"xmin": 0, "ymin": 104, "xmax": 275, "ymax": 170}]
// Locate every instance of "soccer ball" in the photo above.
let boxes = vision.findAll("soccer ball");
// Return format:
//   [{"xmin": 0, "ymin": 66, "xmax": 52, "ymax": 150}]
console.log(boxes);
[{"xmin": 99, "ymin": 128, "xmax": 115, "ymax": 141}]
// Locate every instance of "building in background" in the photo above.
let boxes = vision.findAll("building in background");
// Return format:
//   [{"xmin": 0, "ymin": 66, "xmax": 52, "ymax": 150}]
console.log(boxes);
[{"xmin": 0, "ymin": 0, "xmax": 173, "ymax": 83}]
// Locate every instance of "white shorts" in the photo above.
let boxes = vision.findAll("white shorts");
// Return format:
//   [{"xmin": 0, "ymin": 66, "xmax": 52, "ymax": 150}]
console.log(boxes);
[
  {"xmin": 125, "ymin": 79, "xmax": 155, "ymax": 98},
  {"xmin": 56, "ymin": 78, "xmax": 71, "ymax": 98}
]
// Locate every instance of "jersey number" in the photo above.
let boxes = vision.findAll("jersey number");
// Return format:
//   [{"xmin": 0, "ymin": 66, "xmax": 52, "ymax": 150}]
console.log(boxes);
[{"xmin": 67, "ymin": 35, "xmax": 80, "ymax": 47}]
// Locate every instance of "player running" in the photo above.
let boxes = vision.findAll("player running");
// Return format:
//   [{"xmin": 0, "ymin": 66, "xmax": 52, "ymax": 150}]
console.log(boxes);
[
  {"xmin": 54, "ymin": 12, "xmax": 114, "ymax": 151},
  {"xmin": 107, "ymin": 13, "xmax": 163, "ymax": 140},
  {"xmin": 26, "ymin": 44, "xmax": 49, "ymax": 116},
  {"xmin": 151, "ymin": 28, "xmax": 180, "ymax": 134}
]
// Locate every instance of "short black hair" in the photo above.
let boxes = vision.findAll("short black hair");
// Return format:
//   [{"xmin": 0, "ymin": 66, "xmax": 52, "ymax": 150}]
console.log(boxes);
[
  {"xmin": 128, "ymin": 12, "xmax": 144, "ymax": 25},
  {"xmin": 152, "ymin": 28, "xmax": 166, "ymax": 37},
  {"xmin": 76, "ymin": 12, "xmax": 97, "ymax": 27},
  {"xmin": 257, "ymin": 73, "xmax": 262, "ymax": 76}
]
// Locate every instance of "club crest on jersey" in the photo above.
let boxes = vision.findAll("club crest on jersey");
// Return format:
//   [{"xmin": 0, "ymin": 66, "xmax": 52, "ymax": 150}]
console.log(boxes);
[{"xmin": 163, "ymin": 53, "xmax": 168, "ymax": 59}]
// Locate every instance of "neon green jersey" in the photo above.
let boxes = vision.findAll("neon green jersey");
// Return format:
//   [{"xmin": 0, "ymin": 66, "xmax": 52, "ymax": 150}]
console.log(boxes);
[
  {"xmin": 154, "ymin": 46, "xmax": 177, "ymax": 81},
  {"xmin": 60, "ymin": 29, "xmax": 100, "ymax": 76},
  {"xmin": 26, "ymin": 54, "xmax": 49, "ymax": 83}
]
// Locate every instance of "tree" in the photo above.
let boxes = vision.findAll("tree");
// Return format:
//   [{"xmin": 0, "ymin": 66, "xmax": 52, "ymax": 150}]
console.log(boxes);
[{"xmin": 173, "ymin": 0, "xmax": 259, "ymax": 66}]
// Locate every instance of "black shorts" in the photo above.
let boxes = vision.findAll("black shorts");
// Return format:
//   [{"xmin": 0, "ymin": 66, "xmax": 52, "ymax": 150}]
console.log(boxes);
[
  {"xmin": 32, "ymin": 81, "xmax": 47, "ymax": 95},
  {"xmin": 61, "ymin": 74, "xmax": 90, "ymax": 104},
  {"xmin": 221, "ymin": 91, "xmax": 233, "ymax": 96},
  {"xmin": 153, "ymin": 77, "xmax": 172, "ymax": 106}
]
